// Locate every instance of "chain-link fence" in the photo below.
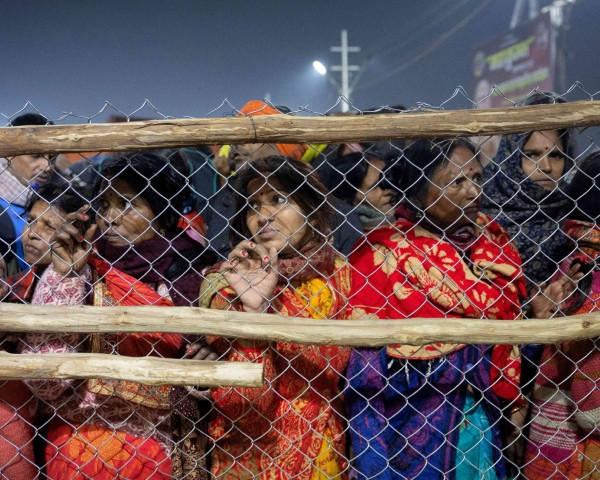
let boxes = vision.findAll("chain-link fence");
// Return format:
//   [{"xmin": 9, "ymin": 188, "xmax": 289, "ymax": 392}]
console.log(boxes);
[{"xmin": 1, "ymin": 89, "xmax": 600, "ymax": 479}]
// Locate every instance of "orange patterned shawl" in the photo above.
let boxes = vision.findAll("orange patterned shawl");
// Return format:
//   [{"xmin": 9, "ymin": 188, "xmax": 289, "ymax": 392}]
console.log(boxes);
[{"xmin": 201, "ymin": 257, "xmax": 351, "ymax": 480}]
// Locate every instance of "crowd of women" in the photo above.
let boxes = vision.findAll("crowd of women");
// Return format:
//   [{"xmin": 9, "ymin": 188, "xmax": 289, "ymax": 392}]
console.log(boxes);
[{"xmin": 0, "ymin": 95, "xmax": 599, "ymax": 479}]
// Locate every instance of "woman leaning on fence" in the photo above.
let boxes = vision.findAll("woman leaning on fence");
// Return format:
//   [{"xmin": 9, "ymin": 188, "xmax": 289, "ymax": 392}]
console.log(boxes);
[
  {"xmin": 345, "ymin": 138, "xmax": 527, "ymax": 479},
  {"xmin": 198, "ymin": 156, "xmax": 352, "ymax": 479},
  {"xmin": 19, "ymin": 152, "xmax": 216, "ymax": 480},
  {"xmin": 523, "ymin": 151, "xmax": 600, "ymax": 479}
]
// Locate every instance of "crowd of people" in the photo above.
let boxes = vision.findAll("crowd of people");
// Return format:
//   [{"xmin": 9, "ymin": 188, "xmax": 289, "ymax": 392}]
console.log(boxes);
[{"xmin": 0, "ymin": 94, "xmax": 598, "ymax": 479}]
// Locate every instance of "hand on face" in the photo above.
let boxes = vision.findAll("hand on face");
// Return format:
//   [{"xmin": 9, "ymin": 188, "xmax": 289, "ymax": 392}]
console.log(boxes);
[
  {"xmin": 245, "ymin": 178, "xmax": 308, "ymax": 256},
  {"xmin": 23, "ymin": 201, "xmax": 67, "ymax": 267},
  {"xmin": 221, "ymin": 240, "xmax": 279, "ymax": 313},
  {"xmin": 50, "ymin": 205, "xmax": 97, "ymax": 276}
]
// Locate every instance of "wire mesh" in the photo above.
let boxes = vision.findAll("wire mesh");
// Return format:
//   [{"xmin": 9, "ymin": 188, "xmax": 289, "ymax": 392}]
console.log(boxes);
[{"xmin": 1, "ymin": 88, "xmax": 600, "ymax": 479}]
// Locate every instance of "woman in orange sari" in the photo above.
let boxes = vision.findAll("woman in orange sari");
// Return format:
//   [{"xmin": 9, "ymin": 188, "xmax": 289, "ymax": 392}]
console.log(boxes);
[
  {"xmin": 20, "ymin": 152, "xmax": 215, "ymax": 480},
  {"xmin": 199, "ymin": 156, "xmax": 351, "ymax": 479}
]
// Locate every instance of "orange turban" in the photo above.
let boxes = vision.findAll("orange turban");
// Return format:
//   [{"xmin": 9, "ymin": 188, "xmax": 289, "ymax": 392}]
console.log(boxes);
[{"xmin": 238, "ymin": 100, "xmax": 307, "ymax": 160}]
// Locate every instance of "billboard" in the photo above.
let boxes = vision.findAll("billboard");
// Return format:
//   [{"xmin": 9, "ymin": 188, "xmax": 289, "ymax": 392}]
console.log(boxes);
[{"xmin": 472, "ymin": 12, "xmax": 555, "ymax": 108}]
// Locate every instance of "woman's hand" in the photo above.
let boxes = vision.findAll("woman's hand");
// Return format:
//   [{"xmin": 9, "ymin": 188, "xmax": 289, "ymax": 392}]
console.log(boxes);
[
  {"xmin": 221, "ymin": 240, "xmax": 278, "ymax": 313},
  {"xmin": 530, "ymin": 263, "xmax": 584, "ymax": 318},
  {"xmin": 184, "ymin": 343, "xmax": 219, "ymax": 401},
  {"xmin": 50, "ymin": 205, "xmax": 97, "ymax": 276},
  {"xmin": 503, "ymin": 404, "xmax": 529, "ymax": 471}
]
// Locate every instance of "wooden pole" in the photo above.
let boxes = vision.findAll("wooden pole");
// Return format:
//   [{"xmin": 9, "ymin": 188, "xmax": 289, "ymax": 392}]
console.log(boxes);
[
  {"xmin": 0, "ymin": 352, "xmax": 264, "ymax": 387},
  {"xmin": 1, "ymin": 303, "xmax": 598, "ymax": 346},
  {"xmin": 0, "ymin": 101, "xmax": 598, "ymax": 156}
]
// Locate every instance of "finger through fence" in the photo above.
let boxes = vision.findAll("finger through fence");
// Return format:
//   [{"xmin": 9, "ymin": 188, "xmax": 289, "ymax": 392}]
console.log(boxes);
[{"xmin": 1, "ymin": 90, "xmax": 600, "ymax": 479}]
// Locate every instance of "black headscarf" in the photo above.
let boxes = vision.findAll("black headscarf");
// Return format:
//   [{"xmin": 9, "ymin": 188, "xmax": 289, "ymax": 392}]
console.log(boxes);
[{"xmin": 481, "ymin": 93, "xmax": 575, "ymax": 289}]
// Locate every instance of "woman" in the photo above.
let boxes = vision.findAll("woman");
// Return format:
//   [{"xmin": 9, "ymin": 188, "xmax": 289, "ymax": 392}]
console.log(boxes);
[
  {"xmin": 20, "ymin": 152, "xmax": 215, "ymax": 479},
  {"xmin": 199, "ymin": 156, "xmax": 351, "ymax": 479},
  {"xmin": 319, "ymin": 151, "xmax": 396, "ymax": 232},
  {"xmin": 481, "ymin": 92, "xmax": 575, "ymax": 291},
  {"xmin": 0, "ymin": 181, "xmax": 89, "ymax": 480},
  {"xmin": 6, "ymin": 181, "xmax": 90, "ymax": 302},
  {"xmin": 523, "ymin": 152, "xmax": 600, "ymax": 479},
  {"xmin": 345, "ymin": 139, "xmax": 527, "ymax": 479}
]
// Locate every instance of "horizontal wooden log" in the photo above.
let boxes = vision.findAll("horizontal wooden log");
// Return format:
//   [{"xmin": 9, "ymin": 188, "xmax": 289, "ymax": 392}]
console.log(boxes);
[
  {"xmin": 1, "ymin": 303, "xmax": 599, "ymax": 345},
  {"xmin": 0, "ymin": 101, "xmax": 598, "ymax": 156},
  {"xmin": 0, "ymin": 351, "xmax": 263, "ymax": 387}
]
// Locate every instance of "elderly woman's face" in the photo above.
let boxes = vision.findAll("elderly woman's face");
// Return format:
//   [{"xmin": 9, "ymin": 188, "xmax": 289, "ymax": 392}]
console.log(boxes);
[
  {"xmin": 23, "ymin": 200, "xmax": 67, "ymax": 266},
  {"xmin": 246, "ymin": 178, "xmax": 308, "ymax": 255},
  {"xmin": 424, "ymin": 146, "xmax": 483, "ymax": 232},
  {"xmin": 521, "ymin": 130, "xmax": 565, "ymax": 190},
  {"xmin": 96, "ymin": 178, "xmax": 157, "ymax": 246}
]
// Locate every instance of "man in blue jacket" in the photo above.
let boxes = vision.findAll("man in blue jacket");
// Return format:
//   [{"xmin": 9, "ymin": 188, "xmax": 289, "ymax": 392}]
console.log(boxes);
[{"xmin": 0, "ymin": 113, "xmax": 54, "ymax": 274}]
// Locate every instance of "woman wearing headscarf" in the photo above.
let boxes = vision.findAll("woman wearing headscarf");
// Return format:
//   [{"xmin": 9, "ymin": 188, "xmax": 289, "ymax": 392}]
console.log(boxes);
[
  {"xmin": 523, "ymin": 151, "xmax": 600, "ymax": 479},
  {"xmin": 481, "ymin": 92, "xmax": 575, "ymax": 292},
  {"xmin": 345, "ymin": 138, "xmax": 527, "ymax": 479},
  {"xmin": 199, "ymin": 156, "xmax": 351, "ymax": 479},
  {"xmin": 19, "ymin": 152, "xmax": 215, "ymax": 479}
]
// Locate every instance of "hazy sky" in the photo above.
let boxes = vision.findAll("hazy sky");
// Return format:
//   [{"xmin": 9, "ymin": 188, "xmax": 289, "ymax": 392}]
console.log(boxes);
[{"xmin": 1, "ymin": 0, "xmax": 596, "ymax": 123}]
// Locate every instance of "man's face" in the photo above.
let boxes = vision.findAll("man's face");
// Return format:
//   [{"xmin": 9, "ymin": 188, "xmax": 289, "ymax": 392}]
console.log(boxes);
[{"xmin": 7, "ymin": 154, "xmax": 53, "ymax": 186}]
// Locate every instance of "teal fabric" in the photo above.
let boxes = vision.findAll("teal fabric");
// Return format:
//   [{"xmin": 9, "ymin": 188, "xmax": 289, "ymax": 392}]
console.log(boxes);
[{"xmin": 455, "ymin": 393, "xmax": 498, "ymax": 480}]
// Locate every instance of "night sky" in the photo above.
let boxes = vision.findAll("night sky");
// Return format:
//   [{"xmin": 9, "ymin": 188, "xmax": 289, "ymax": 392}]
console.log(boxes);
[{"xmin": 1, "ymin": 0, "xmax": 596, "ymax": 123}]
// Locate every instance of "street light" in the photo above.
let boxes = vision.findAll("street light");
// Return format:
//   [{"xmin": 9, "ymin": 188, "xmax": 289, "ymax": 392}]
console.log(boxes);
[
  {"xmin": 312, "ymin": 61, "xmax": 327, "ymax": 76},
  {"xmin": 313, "ymin": 30, "xmax": 361, "ymax": 112}
]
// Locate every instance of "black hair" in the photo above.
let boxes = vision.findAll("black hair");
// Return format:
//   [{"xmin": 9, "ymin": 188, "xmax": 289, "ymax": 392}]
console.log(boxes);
[
  {"xmin": 27, "ymin": 181, "xmax": 91, "ymax": 216},
  {"xmin": 95, "ymin": 151, "xmax": 188, "ymax": 232},
  {"xmin": 563, "ymin": 151, "xmax": 600, "ymax": 222},
  {"xmin": 229, "ymin": 156, "xmax": 333, "ymax": 250},
  {"xmin": 388, "ymin": 138, "xmax": 480, "ymax": 209},
  {"xmin": 319, "ymin": 152, "xmax": 386, "ymax": 206},
  {"xmin": 9, "ymin": 113, "xmax": 54, "ymax": 127},
  {"xmin": 519, "ymin": 92, "xmax": 576, "ymax": 162}
]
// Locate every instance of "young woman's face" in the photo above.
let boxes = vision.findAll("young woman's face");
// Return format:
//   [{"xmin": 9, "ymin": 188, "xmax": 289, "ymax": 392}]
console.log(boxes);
[
  {"xmin": 521, "ymin": 130, "xmax": 566, "ymax": 190},
  {"xmin": 96, "ymin": 178, "xmax": 157, "ymax": 246},
  {"xmin": 424, "ymin": 146, "xmax": 483, "ymax": 233},
  {"xmin": 354, "ymin": 158, "xmax": 395, "ymax": 213},
  {"xmin": 246, "ymin": 178, "xmax": 308, "ymax": 255},
  {"xmin": 23, "ymin": 200, "xmax": 67, "ymax": 266}
]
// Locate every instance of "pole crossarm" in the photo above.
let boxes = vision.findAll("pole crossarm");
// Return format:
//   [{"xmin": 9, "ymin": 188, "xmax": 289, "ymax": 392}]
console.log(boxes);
[
  {"xmin": 0, "ymin": 101, "xmax": 598, "ymax": 156},
  {"xmin": 1, "ymin": 303, "xmax": 599, "ymax": 346},
  {"xmin": 0, "ymin": 352, "xmax": 264, "ymax": 387}
]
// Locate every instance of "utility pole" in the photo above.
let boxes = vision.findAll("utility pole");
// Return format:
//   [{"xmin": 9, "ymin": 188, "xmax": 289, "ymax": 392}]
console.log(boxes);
[
  {"xmin": 330, "ymin": 30, "xmax": 361, "ymax": 112},
  {"xmin": 542, "ymin": 0, "xmax": 576, "ymax": 94}
]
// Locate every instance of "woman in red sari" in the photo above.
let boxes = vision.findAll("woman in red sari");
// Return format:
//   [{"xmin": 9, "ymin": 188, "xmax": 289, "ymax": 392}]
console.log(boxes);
[
  {"xmin": 199, "ymin": 156, "xmax": 351, "ymax": 479},
  {"xmin": 19, "ymin": 152, "xmax": 215, "ymax": 480},
  {"xmin": 345, "ymin": 139, "xmax": 527, "ymax": 479}
]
